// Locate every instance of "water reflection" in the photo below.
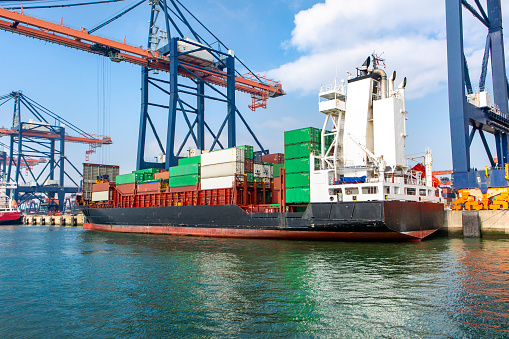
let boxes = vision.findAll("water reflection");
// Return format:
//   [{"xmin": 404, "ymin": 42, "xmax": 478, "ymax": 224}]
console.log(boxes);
[{"xmin": 1, "ymin": 226, "xmax": 508, "ymax": 337}]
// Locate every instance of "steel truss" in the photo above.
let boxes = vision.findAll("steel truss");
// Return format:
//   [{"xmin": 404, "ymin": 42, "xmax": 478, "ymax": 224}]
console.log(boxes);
[
  {"xmin": 0, "ymin": 91, "xmax": 111, "ymax": 210},
  {"xmin": 137, "ymin": 0, "xmax": 281, "ymax": 169},
  {"xmin": 446, "ymin": 0, "xmax": 509, "ymax": 188}
]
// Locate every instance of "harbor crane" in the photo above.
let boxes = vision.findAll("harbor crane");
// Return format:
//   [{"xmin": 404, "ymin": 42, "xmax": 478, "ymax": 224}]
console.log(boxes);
[{"xmin": 0, "ymin": 2, "xmax": 285, "ymax": 169}]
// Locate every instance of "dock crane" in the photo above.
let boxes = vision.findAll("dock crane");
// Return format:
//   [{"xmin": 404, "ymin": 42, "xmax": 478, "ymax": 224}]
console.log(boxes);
[
  {"xmin": 0, "ymin": 91, "xmax": 113, "ymax": 210},
  {"xmin": 0, "ymin": 3, "xmax": 285, "ymax": 169},
  {"xmin": 446, "ymin": 0, "xmax": 509, "ymax": 210}
]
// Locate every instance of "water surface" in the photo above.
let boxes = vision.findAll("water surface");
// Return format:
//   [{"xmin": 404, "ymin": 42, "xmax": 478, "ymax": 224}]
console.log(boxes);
[{"xmin": 0, "ymin": 226, "xmax": 508, "ymax": 338}]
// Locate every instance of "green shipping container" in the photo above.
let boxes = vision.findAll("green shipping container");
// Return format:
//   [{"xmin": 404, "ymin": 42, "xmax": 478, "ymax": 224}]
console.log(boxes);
[
  {"xmin": 245, "ymin": 173, "xmax": 254, "ymax": 182},
  {"xmin": 116, "ymin": 172, "xmax": 144, "ymax": 185},
  {"xmin": 273, "ymin": 163, "xmax": 284, "ymax": 177},
  {"xmin": 116, "ymin": 173, "xmax": 135, "ymax": 185},
  {"xmin": 285, "ymin": 187, "xmax": 310, "ymax": 203},
  {"xmin": 178, "ymin": 156, "xmax": 201, "ymax": 166},
  {"xmin": 284, "ymin": 142, "xmax": 321, "ymax": 160},
  {"xmin": 169, "ymin": 174, "xmax": 200, "ymax": 188},
  {"xmin": 285, "ymin": 158, "xmax": 319, "ymax": 174},
  {"xmin": 284, "ymin": 127, "xmax": 321, "ymax": 145},
  {"xmin": 133, "ymin": 168, "xmax": 160, "ymax": 174},
  {"xmin": 238, "ymin": 145, "xmax": 254, "ymax": 159},
  {"xmin": 169, "ymin": 163, "xmax": 200, "ymax": 177},
  {"xmin": 143, "ymin": 173, "xmax": 154, "ymax": 181},
  {"xmin": 285, "ymin": 172, "xmax": 310, "ymax": 188}
]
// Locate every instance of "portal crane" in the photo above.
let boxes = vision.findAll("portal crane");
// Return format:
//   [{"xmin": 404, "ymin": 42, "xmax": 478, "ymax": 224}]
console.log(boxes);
[{"xmin": 0, "ymin": 3, "xmax": 285, "ymax": 169}]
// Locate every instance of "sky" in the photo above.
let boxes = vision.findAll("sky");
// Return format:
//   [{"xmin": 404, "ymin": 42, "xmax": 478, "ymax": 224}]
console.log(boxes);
[{"xmin": 0, "ymin": 0, "xmax": 507, "ymax": 184}]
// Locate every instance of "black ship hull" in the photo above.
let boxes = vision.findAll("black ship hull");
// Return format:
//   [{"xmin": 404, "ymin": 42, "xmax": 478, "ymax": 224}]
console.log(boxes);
[{"xmin": 81, "ymin": 201, "xmax": 444, "ymax": 241}]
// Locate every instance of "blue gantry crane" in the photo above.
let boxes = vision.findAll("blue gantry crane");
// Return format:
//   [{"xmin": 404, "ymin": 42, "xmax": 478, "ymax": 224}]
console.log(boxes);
[
  {"xmin": 0, "ymin": 1, "xmax": 285, "ymax": 171},
  {"xmin": 0, "ymin": 91, "xmax": 112, "ymax": 211},
  {"xmin": 446, "ymin": 0, "xmax": 509, "ymax": 188}
]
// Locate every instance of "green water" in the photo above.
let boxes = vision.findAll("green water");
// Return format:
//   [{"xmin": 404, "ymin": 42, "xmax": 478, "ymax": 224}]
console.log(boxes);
[{"xmin": 0, "ymin": 226, "xmax": 508, "ymax": 338}]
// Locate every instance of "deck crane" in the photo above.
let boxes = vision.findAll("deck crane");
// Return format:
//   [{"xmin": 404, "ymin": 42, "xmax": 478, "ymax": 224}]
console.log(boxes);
[
  {"xmin": 0, "ymin": 4, "xmax": 285, "ymax": 169},
  {"xmin": 0, "ymin": 91, "xmax": 113, "ymax": 210}
]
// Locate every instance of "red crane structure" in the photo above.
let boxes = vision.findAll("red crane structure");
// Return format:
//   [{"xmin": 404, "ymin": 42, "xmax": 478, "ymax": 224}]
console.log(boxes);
[{"xmin": 0, "ymin": 3, "xmax": 285, "ymax": 169}]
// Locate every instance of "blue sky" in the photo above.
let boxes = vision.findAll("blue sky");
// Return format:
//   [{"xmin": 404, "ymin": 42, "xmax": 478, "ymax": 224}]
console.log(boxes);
[{"xmin": 0, "ymin": 0, "xmax": 507, "ymax": 180}]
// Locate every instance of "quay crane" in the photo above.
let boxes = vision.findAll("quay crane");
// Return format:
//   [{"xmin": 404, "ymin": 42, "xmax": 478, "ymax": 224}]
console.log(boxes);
[
  {"xmin": 0, "ymin": 3, "xmax": 285, "ymax": 169},
  {"xmin": 0, "ymin": 91, "xmax": 113, "ymax": 211},
  {"xmin": 446, "ymin": 0, "xmax": 509, "ymax": 211}
]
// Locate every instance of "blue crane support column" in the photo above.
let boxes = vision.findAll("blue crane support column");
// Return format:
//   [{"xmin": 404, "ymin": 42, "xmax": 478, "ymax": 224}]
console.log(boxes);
[
  {"xmin": 197, "ymin": 80, "xmax": 205, "ymax": 150},
  {"xmin": 49, "ymin": 139, "xmax": 55, "ymax": 180},
  {"xmin": 165, "ymin": 37, "xmax": 179, "ymax": 168},
  {"xmin": 227, "ymin": 52, "xmax": 236, "ymax": 148},
  {"xmin": 488, "ymin": 0, "xmax": 509, "ymax": 165},
  {"xmin": 14, "ymin": 125, "xmax": 22, "ymax": 203},
  {"xmin": 58, "ymin": 127, "xmax": 65, "ymax": 211},
  {"xmin": 446, "ymin": 0, "xmax": 471, "ymax": 176},
  {"xmin": 136, "ymin": 67, "xmax": 150, "ymax": 170},
  {"xmin": 136, "ymin": 4, "xmax": 157, "ymax": 171}
]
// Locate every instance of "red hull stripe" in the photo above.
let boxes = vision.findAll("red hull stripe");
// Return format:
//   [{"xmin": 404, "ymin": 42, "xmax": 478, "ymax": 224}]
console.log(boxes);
[
  {"xmin": 83, "ymin": 223, "xmax": 437, "ymax": 241},
  {"xmin": 0, "ymin": 212, "xmax": 21, "ymax": 223}
]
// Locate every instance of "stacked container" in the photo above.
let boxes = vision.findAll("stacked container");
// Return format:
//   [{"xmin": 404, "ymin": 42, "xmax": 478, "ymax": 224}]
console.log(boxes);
[
  {"xmin": 169, "ymin": 158, "xmax": 201, "ymax": 188},
  {"xmin": 201, "ymin": 147, "xmax": 245, "ymax": 189},
  {"xmin": 133, "ymin": 168, "xmax": 161, "ymax": 183},
  {"xmin": 254, "ymin": 163, "xmax": 273, "ymax": 182},
  {"xmin": 239, "ymin": 146, "xmax": 254, "ymax": 182},
  {"xmin": 284, "ymin": 127, "xmax": 322, "ymax": 203}
]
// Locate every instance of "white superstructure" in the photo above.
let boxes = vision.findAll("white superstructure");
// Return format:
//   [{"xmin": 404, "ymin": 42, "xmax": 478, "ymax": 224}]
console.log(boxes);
[{"xmin": 310, "ymin": 55, "xmax": 440, "ymax": 204}]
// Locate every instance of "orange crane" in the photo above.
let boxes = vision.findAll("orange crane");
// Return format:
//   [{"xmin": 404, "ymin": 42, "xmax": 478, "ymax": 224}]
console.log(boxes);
[{"xmin": 0, "ymin": 8, "xmax": 284, "ymax": 104}]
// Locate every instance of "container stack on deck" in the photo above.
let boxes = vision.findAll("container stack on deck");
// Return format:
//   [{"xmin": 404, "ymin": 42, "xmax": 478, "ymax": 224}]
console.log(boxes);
[
  {"xmin": 201, "ymin": 148, "xmax": 245, "ymax": 189},
  {"xmin": 170, "ymin": 157, "xmax": 201, "ymax": 188},
  {"xmin": 284, "ymin": 127, "xmax": 323, "ymax": 204}
]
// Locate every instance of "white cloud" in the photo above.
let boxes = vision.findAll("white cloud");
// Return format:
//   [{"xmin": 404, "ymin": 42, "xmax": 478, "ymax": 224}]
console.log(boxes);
[{"xmin": 266, "ymin": 0, "xmax": 463, "ymax": 99}]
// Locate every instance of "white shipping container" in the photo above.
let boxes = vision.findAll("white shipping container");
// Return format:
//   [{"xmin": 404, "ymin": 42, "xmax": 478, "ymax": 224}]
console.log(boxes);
[
  {"xmin": 92, "ymin": 191, "xmax": 110, "ymax": 202},
  {"xmin": 263, "ymin": 164, "xmax": 274, "ymax": 178},
  {"xmin": 201, "ymin": 161, "xmax": 244, "ymax": 179},
  {"xmin": 201, "ymin": 148, "xmax": 245, "ymax": 166},
  {"xmin": 254, "ymin": 164, "xmax": 263, "ymax": 177},
  {"xmin": 201, "ymin": 176, "xmax": 237, "ymax": 190}
]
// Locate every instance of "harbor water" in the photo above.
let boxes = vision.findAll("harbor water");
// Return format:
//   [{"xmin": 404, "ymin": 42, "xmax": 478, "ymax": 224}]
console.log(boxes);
[{"xmin": 0, "ymin": 226, "xmax": 508, "ymax": 338}]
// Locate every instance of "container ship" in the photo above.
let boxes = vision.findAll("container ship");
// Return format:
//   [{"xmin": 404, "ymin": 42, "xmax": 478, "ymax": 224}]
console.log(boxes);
[
  {"xmin": 0, "ymin": 182, "xmax": 22, "ymax": 225},
  {"xmin": 79, "ymin": 56, "xmax": 444, "ymax": 241}
]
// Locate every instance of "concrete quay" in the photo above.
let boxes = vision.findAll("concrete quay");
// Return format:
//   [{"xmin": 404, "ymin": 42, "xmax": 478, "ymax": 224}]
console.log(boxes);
[
  {"xmin": 440, "ymin": 209, "xmax": 509, "ymax": 237},
  {"xmin": 23, "ymin": 214, "xmax": 85, "ymax": 227}
]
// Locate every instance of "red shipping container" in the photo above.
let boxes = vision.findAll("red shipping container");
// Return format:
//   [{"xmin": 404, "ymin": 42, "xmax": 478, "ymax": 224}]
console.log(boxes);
[
  {"xmin": 245, "ymin": 158, "xmax": 254, "ymax": 173},
  {"xmin": 116, "ymin": 183, "xmax": 136, "ymax": 195},
  {"xmin": 155, "ymin": 171, "xmax": 170, "ymax": 180},
  {"xmin": 92, "ymin": 182, "xmax": 112, "ymax": 192},
  {"xmin": 169, "ymin": 184, "xmax": 200, "ymax": 193},
  {"xmin": 262, "ymin": 153, "xmax": 284, "ymax": 164},
  {"xmin": 137, "ymin": 182, "xmax": 162, "ymax": 193}
]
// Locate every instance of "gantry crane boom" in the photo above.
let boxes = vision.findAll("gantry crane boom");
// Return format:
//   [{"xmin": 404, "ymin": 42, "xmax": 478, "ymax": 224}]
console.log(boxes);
[
  {"xmin": 0, "ymin": 128, "xmax": 112, "ymax": 145},
  {"xmin": 0, "ymin": 8, "xmax": 284, "ymax": 100}
]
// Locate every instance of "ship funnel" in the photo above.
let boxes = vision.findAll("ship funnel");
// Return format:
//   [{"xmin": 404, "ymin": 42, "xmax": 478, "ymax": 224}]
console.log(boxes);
[
  {"xmin": 389, "ymin": 71, "xmax": 396, "ymax": 92},
  {"xmin": 398, "ymin": 77, "xmax": 407, "ymax": 89},
  {"xmin": 373, "ymin": 68, "xmax": 388, "ymax": 98}
]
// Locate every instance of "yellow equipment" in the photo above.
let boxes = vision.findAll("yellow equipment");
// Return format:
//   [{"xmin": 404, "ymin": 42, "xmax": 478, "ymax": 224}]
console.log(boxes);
[{"xmin": 451, "ymin": 187, "xmax": 509, "ymax": 210}]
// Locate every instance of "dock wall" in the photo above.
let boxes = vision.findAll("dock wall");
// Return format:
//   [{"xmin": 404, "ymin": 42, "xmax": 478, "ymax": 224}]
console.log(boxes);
[
  {"xmin": 441, "ymin": 210, "xmax": 509, "ymax": 237},
  {"xmin": 23, "ymin": 214, "xmax": 85, "ymax": 226}
]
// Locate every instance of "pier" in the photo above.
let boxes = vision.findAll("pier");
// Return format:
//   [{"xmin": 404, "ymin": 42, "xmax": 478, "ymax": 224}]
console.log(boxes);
[
  {"xmin": 22, "ymin": 214, "xmax": 85, "ymax": 227},
  {"xmin": 441, "ymin": 210, "xmax": 509, "ymax": 237}
]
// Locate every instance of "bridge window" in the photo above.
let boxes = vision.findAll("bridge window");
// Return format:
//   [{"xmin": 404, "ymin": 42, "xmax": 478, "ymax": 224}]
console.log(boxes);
[
  {"xmin": 405, "ymin": 188, "xmax": 416, "ymax": 195},
  {"xmin": 362, "ymin": 186, "xmax": 378, "ymax": 194}
]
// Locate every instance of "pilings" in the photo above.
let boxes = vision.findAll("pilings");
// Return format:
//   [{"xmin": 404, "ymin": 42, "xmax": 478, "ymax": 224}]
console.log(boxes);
[{"xmin": 23, "ymin": 214, "xmax": 85, "ymax": 226}]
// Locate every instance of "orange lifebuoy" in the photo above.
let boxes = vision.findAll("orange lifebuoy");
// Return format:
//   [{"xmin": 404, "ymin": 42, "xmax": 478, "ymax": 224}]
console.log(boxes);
[{"xmin": 346, "ymin": 189, "xmax": 352, "ymax": 195}]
